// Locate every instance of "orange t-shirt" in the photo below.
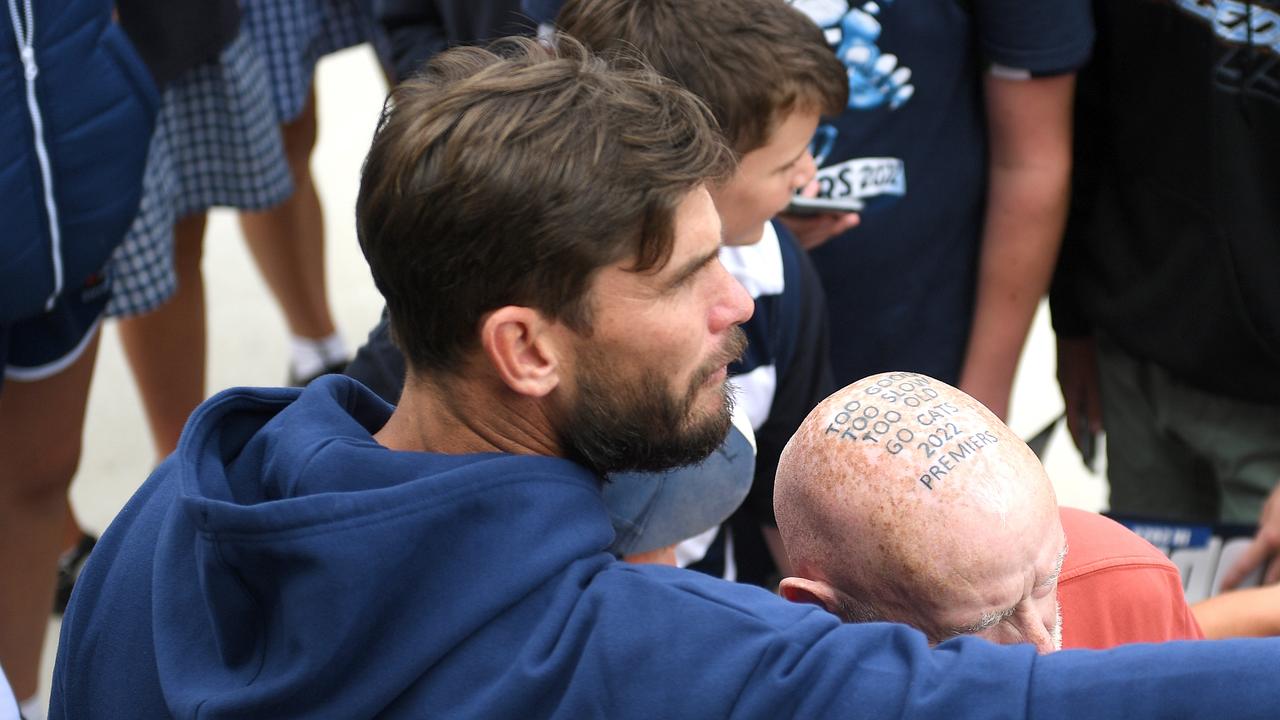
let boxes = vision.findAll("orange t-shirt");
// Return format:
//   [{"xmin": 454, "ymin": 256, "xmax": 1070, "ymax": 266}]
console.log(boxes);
[{"xmin": 1058, "ymin": 507, "xmax": 1204, "ymax": 649}]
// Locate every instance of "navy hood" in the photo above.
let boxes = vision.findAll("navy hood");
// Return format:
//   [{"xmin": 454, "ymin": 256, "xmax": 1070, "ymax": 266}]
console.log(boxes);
[
  {"xmin": 53, "ymin": 377, "xmax": 1280, "ymax": 719},
  {"xmin": 166, "ymin": 379, "xmax": 614, "ymax": 712},
  {"xmin": 54, "ymin": 376, "xmax": 615, "ymax": 716}
]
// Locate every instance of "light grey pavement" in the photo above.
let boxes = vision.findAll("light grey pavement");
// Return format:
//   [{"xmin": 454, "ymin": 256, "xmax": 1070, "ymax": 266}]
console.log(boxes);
[{"xmin": 37, "ymin": 45, "xmax": 1109, "ymax": 705}]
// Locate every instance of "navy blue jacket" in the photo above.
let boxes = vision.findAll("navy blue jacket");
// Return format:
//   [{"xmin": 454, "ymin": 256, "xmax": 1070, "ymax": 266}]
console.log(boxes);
[
  {"xmin": 1, "ymin": 0, "xmax": 156, "ymax": 323},
  {"xmin": 52, "ymin": 376, "xmax": 1280, "ymax": 717}
]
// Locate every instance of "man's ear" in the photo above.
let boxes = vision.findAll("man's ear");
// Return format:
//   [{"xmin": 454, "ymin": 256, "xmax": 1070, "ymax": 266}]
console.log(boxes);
[
  {"xmin": 479, "ymin": 306, "xmax": 564, "ymax": 398},
  {"xmin": 778, "ymin": 576, "xmax": 843, "ymax": 616}
]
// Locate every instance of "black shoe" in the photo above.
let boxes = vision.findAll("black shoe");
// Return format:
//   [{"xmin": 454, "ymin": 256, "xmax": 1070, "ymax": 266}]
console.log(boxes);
[
  {"xmin": 54, "ymin": 533, "xmax": 97, "ymax": 615},
  {"xmin": 288, "ymin": 359, "xmax": 350, "ymax": 387}
]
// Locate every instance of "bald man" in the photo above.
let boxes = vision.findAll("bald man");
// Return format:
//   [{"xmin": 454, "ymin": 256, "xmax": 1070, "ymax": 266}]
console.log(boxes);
[{"xmin": 775, "ymin": 371, "xmax": 1203, "ymax": 652}]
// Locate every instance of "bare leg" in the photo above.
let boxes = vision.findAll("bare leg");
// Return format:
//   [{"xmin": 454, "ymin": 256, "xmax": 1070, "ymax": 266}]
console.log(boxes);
[
  {"xmin": 239, "ymin": 88, "xmax": 338, "ymax": 342},
  {"xmin": 0, "ymin": 331, "xmax": 100, "ymax": 700},
  {"xmin": 117, "ymin": 213, "xmax": 208, "ymax": 458}
]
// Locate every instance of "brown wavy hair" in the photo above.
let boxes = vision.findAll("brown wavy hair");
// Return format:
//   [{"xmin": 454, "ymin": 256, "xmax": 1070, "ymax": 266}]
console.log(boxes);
[
  {"xmin": 556, "ymin": 0, "xmax": 847, "ymax": 154},
  {"xmin": 356, "ymin": 36, "xmax": 734, "ymax": 375}
]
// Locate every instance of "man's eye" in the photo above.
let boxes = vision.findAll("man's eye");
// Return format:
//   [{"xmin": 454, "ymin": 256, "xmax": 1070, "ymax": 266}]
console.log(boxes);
[
  {"xmin": 668, "ymin": 268, "xmax": 702, "ymax": 292},
  {"xmin": 1034, "ymin": 575, "xmax": 1061, "ymax": 597}
]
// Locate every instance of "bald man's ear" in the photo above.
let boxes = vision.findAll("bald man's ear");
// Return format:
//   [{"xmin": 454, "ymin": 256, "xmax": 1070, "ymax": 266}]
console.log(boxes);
[
  {"xmin": 479, "ymin": 306, "xmax": 564, "ymax": 398},
  {"xmin": 779, "ymin": 576, "xmax": 844, "ymax": 618}
]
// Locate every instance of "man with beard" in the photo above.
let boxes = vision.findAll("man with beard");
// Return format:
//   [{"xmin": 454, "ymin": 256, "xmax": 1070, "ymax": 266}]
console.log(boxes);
[
  {"xmin": 774, "ymin": 372, "xmax": 1204, "ymax": 651},
  {"xmin": 52, "ymin": 36, "xmax": 1280, "ymax": 719}
]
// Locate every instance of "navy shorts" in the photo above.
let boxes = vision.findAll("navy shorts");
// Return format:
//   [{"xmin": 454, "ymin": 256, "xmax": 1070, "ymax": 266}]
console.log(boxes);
[{"xmin": 1, "ymin": 270, "xmax": 111, "ymax": 392}]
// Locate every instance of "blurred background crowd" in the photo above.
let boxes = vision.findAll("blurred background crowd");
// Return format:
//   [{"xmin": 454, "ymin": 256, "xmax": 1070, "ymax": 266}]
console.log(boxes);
[{"xmin": 3, "ymin": 0, "xmax": 1277, "ymax": 716}]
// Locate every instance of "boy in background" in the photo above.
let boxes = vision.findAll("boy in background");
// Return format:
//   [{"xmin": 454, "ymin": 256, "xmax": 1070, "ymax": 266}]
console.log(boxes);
[{"xmin": 556, "ymin": 0, "xmax": 848, "ymax": 582}]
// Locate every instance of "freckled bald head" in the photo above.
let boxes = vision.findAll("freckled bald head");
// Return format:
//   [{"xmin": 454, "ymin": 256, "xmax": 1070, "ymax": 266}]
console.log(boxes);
[{"xmin": 774, "ymin": 372, "xmax": 1058, "ymax": 630}]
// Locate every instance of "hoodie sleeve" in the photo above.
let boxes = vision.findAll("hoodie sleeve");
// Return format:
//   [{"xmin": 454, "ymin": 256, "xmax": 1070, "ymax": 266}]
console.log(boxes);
[
  {"xmin": 561, "ymin": 568, "xmax": 1280, "ymax": 719},
  {"xmin": 729, "ymin": 618, "xmax": 1280, "ymax": 719}
]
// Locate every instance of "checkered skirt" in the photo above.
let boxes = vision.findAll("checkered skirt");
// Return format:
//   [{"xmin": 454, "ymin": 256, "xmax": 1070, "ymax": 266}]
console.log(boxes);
[
  {"xmin": 107, "ymin": 1, "xmax": 373, "ymax": 317},
  {"xmin": 244, "ymin": 0, "xmax": 375, "ymax": 122}
]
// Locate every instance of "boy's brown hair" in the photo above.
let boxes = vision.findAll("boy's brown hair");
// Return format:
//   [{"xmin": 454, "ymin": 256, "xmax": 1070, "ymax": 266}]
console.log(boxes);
[
  {"xmin": 356, "ymin": 36, "xmax": 734, "ymax": 375},
  {"xmin": 556, "ymin": 0, "xmax": 847, "ymax": 154}
]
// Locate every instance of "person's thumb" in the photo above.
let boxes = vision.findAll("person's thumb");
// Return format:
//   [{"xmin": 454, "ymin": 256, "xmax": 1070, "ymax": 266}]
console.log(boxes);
[{"xmin": 1221, "ymin": 537, "xmax": 1269, "ymax": 590}]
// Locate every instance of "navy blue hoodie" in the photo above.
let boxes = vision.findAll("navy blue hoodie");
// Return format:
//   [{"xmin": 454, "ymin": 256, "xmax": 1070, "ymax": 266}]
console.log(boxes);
[
  {"xmin": 1, "ymin": 0, "xmax": 156, "ymax": 324},
  {"xmin": 52, "ymin": 377, "xmax": 1280, "ymax": 717}
]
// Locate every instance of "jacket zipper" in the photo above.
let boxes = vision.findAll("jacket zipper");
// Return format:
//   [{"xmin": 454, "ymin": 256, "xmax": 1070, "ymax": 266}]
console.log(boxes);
[{"xmin": 8, "ymin": 0, "xmax": 64, "ymax": 311}]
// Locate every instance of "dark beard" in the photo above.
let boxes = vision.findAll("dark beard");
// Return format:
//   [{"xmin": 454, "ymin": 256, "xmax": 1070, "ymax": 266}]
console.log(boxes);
[{"xmin": 561, "ymin": 326, "xmax": 746, "ymax": 475}]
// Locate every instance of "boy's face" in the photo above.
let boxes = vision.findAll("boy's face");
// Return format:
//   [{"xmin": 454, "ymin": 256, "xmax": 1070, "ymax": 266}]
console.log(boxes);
[{"xmin": 710, "ymin": 109, "xmax": 820, "ymax": 246}]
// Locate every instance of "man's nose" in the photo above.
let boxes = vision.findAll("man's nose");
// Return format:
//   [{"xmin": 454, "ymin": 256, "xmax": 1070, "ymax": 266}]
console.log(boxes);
[
  {"xmin": 1014, "ymin": 606, "xmax": 1056, "ymax": 655},
  {"xmin": 711, "ymin": 264, "xmax": 754, "ymax": 331}
]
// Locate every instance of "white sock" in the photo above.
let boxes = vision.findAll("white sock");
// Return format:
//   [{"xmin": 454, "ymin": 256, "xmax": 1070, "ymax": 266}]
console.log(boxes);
[
  {"xmin": 315, "ymin": 331, "xmax": 348, "ymax": 365},
  {"xmin": 20, "ymin": 694, "xmax": 47, "ymax": 720},
  {"xmin": 289, "ymin": 337, "xmax": 328, "ymax": 380},
  {"xmin": 289, "ymin": 332, "xmax": 349, "ymax": 380}
]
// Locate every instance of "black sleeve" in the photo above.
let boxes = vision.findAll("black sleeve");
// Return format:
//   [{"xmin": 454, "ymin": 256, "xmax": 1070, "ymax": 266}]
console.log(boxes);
[
  {"xmin": 115, "ymin": 0, "xmax": 240, "ymax": 88},
  {"xmin": 375, "ymin": 1, "xmax": 539, "ymax": 82},
  {"xmin": 374, "ymin": 0, "xmax": 450, "ymax": 82},
  {"xmin": 747, "ymin": 247, "xmax": 835, "ymax": 528},
  {"xmin": 343, "ymin": 307, "xmax": 408, "ymax": 405},
  {"xmin": 972, "ymin": 0, "xmax": 1094, "ymax": 76},
  {"xmin": 1049, "ymin": 4, "xmax": 1106, "ymax": 338}
]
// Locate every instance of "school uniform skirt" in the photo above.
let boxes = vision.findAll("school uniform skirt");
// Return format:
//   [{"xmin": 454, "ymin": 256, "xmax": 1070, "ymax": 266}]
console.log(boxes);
[{"xmin": 108, "ymin": 0, "xmax": 373, "ymax": 317}]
